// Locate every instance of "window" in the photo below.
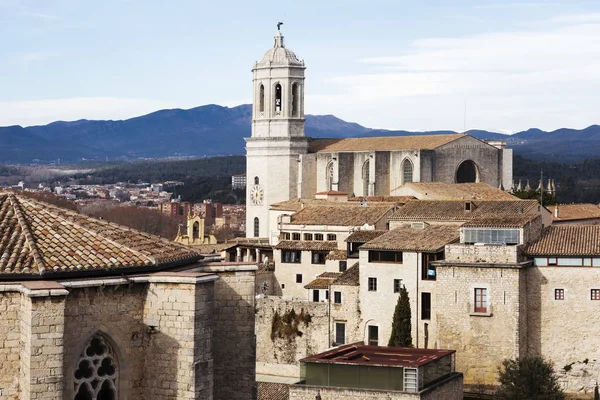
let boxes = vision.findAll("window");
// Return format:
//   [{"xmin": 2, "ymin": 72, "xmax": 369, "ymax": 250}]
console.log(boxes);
[
  {"xmin": 74, "ymin": 334, "xmax": 118, "ymax": 399},
  {"xmin": 274, "ymin": 83, "xmax": 282, "ymax": 114},
  {"xmin": 313, "ymin": 290, "xmax": 319, "ymax": 302},
  {"xmin": 335, "ymin": 323, "xmax": 346, "ymax": 345},
  {"xmin": 254, "ymin": 176, "xmax": 260, "ymax": 185},
  {"xmin": 368, "ymin": 277, "xmax": 377, "ymax": 292},
  {"xmin": 369, "ymin": 250, "xmax": 403, "ymax": 263},
  {"xmin": 311, "ymin": 251, "xmax": 327, "ymax": 264},
  {"xmin": 253, "ymin": 217, "xmax": 259, "ymax": 238},
  {"xmin": 296, "ymin": 274, "xmax": 303, "ymax": 283},
  {"xmin": 325, "ymin": 290, "xmax": 329, "ymax": 300},
  {"xmin": 339, "ymin": 261, "xmax": 347, "ymax": 272},
  {"xmin": 555, "ymin": 288, "xmax": 565, "ymax": 300},
  {"xmin": 326, "ymin": 162, "xmax": 334, "ymax": 191},
  {"xmin": 422, "ymin": 252, "xmax": 443, "ymax": 281},
  {"xmin": 368, "ymin": 325, "xmax": 378, "ymax": 346},
  {"xmin": 259, "ymin": 84, "xmax": 265, "ymax": 113},
  {"xmin": 548, "ymin": 257, "xmax": 557, "ymax": 266},
  {"xmin": 393, "ymin": 279, "xmax": 403, "ymax": 293},
  {"xmin": 292, "ymin": 232, "xmax": 301, "ymax": 241},
  {"xmin": 304, "ymin": 233, "xmax": 313, "ymax": 241},
  {"xmin": 362, "ymin": 160, "xmax": 370, "ymax": 196},
  {"xmin": 474, "ymin": 288, "xmax": 488, "ymax": 313},
  {"xmin": 402, "ymin": 158, "xmax": 413, "ymax": 184},
  {"xmin": 464, "ymin": 202, "xmax": 472, "ymax": 212},
  {"xmin": 315, "ymin": 233, "xmax": 324, "ymax": 241},
  {"xmin": 463, "ymin": 228, "xmax": 520, "ymax": 245},
  {"xmin": 282, "ymin": 250, "xmax": 301, "ymax": 263},
  {"xmin": 281, "ymin": 232, "xmax": 291, "ymax": 240},
  {"xmin": 334, "ymin": 291, "xmax": 342, "ymax": 304},
  {"xmin": 192, "ymin": 221, "xmax": 200, "ymax": 240},
  {"xmin": 291, "ymin": 83, "xmax": 299, "ymax": 117},
  {"xmin": 327, "ymin": 234, "xmax": 337, "ymax": 241},
  {"xmin": 421, "ymin": 292, "xmax": 431, "ymax": 320},
  {"xmin": 592, "ymin": 289, "xmax": 600, "ymax": 300}
]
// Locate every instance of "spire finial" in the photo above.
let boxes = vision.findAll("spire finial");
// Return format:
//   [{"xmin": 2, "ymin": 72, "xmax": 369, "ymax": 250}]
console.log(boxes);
[
  {"xmin": 274, "ymin": 23, "xmax": 285, "ymax": 48},
  {"xmin": 277, "ymin": 21, "xmax": 283, "ymax": 31}
]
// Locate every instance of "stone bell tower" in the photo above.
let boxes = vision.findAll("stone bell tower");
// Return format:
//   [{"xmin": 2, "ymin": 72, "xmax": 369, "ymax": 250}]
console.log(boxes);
[{"xmin": 245, "ymin": 25, "xmax": 308, "ymax": 240}]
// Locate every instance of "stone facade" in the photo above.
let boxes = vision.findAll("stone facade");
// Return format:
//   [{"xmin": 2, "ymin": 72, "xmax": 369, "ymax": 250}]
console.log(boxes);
[{"xmin": 329, "ymin": 283, "xmax": 361, "ymax": 346}]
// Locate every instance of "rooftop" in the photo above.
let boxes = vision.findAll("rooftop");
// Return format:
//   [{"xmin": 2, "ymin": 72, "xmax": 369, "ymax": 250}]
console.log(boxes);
[
  {"xmin": 300, "ymin": 343, "xmax": 455, "ymax": 368},
  {"xmin": 548, "ymin": 204, "xmax": 600, "ymax": 222},
  {"xmin": 461, "ymin": 214, "xmax": 540, "ymax": 228},
  {"xmin": 274, "ymin": 240, "xmax": 338, "ymax": 251},
  {"xmin": 308, "ymin": 134, "xmax": 465, "ymax": 153},
  {"xmin": 360, "ymin": 224, "xmax": 460, "ymax": 252},
  {"xmin": 393, "ymin": 182, "xmax": 517, "ymax": 201},
  {"xmin": 0, "ymin": 193, "xmax": 201, "ymax": 278},
  {"xmin": 290, "ymin": 204, "xmax": 394, "ymax": 226},
  {"xmin": 345, "ymin": 230, "xmax": 388, "ymax": 243},
  {"xmin": 525, "ymin": 225, "xmax": 600, "ymax": 256},
  {"xmin": 331, "ymin": 263, "xmax": 359, "ymax": 286},
  {"xmin": 304, "ymin": 272, "xmax": 342, "ymax": 289},
  {"xmin": 390, "ymin": 199, "xmax": 539, "ymax": 221}
]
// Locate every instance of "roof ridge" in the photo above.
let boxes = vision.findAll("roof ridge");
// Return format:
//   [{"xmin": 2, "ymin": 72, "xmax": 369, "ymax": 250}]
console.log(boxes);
[
  {"xmin": 8, "ymin": 194, "xmax": 47, "ymax": 273},
  {"xmin": 18, "ymin": 196, "xmax": 157, "ymax": 266}
]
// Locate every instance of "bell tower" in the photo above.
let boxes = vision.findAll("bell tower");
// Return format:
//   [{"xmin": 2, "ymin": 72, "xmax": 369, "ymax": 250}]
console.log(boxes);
[{"xmin": 245, "ymin": 25, "xmax": 308, "ymax": 240}]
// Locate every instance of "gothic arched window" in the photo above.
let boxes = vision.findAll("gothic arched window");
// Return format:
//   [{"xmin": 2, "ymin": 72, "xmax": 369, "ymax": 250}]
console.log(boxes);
[
  {"xmin": 291, "ymin": 83, "xmax": 299, "ymax": 117},
  {"xmin": 192, "ymin": 221, "xmax": 200, "ymax": 240},
  {"xmin": 402, "ymin": 159, "xmax": 413, "ymax": 185},
  {"xmin": 362, "ymin": 160, "xmax": 370, "ymax": 196},
  {"xmin": 259, "ymin": 84, "xmax": 265, "ymax": 114},
  {"xmin": 274, "ymin": 83, "xmax": 282, "ymax": 115},
  {"xmin": 74, "ymin": 334, "xmax": 118, "ymax": 400},
  {"xmin": 326, "ymin": 162, "xmax": 334, "ymax": 191},
  {"xmin": 254, "ymin": 217, "xmax": 260, "ymax": 238},
  {"xmin": 254, "ymin": 176, "xmax": 260, "ymax": 185}
]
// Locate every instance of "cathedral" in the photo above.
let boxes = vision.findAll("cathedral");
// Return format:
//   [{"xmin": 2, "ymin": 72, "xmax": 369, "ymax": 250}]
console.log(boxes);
[{"xmin": 246, "ymin": 28, "xmax": 513, "ymax": 240}]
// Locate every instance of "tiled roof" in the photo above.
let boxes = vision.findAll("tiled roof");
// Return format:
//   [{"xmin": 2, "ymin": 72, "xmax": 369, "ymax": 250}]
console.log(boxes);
[
  {"xmin": 462, "ymin": 214, "xmax": 539, "ymax": 228},
  {"xmin": 332, "ymin": 263, "xmax": 359, "ymax": 286},
  {"xmin": 390, "ymin": 199, "xmax": 539, "ymax": 221},
  {"xmin": 308, "ymin": 134, "xmax": 465, "ymax": 153},
  {"xmin": 257, "ymin": 382, "xmax": 289, "ymax": 400},
  {"xmin": 304, "ymin": 272, "xmax": 342, "ymax": 289},
  {"xmin": 315, "ymin": 190, "xmax": 348, "ymax": 195},
  {"xmin": 191, "ymin": 243, "xmax": 237, "ymax": 254},
  {"xmin": 548, "ymin": 204, "xmax": 600, "ymax": 221},
  {"xmin": 274, "ymin": 241, "xmax": 338, "ymax": 251},
  {"xmin": 326, "ymin": 249, "xmax": 347, "ymax": 260},
  {"xmin": 348, "ymin": 196, "xmax": 416, "ymax": 204},
  {"xmin": 525, "ymin": 225, "xmax": 600, "ymax": 256},
  {"xmin": 290, "ymin": 204, "xmax": 394, "ymax": 226},
  {"xmin": 393, "ymin": 182, "xmax": 517, "ymax": 200},
  {"xmin": 270, "ymin": 198, "xmax": 358, "ymax": 212},
  {"xmin": 360, "ymin": 224, "xmax": 460, "ymax": 252},
  {"xmin": 0, "ymin": 193, "xmax": 201, "ymax": 277},
  {"xmin": 345, "ymin": 230, "xmax": 388, "ymax": 243}
]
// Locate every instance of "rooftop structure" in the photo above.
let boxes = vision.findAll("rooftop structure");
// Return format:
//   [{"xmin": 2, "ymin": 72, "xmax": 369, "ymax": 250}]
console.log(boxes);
[{"xmin": 391, "ymin": 182, "xmax": 517, "ymax": 200}]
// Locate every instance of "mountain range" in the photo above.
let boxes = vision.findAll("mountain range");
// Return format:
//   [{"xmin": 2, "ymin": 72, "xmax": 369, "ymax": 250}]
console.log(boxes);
[{"xmin": 1, "ymin": 104, "xmax": 598, "ymax": 163}]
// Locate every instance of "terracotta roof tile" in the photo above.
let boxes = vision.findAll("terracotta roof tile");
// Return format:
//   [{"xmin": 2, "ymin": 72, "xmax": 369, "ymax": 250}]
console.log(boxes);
[
  {"xmin": 290, "ymin": 204, "xmax": 394, "ymax": 226},
  {"xmin": 393, "ymin": 182, "xmax": 517, "ymax": 200},
  {"xmin": 548, "ymin": 204, "xmax": 600, "ymax": 221},
  {"xmin": 332, "ymin": 263, "xmax": 359, "ymax": 286},
  {"xmin": 348, "ymin": 196, "xmax": 416, "ymax": 204},
  {"xmin": 308, "ymin": 134, "xmax": 465, "ymax": 153},
  {"xmin": 304, "ymin": 272, "xmax": 342, "ymax": 289},
  {"xmin": 274, "ymin": 241, "xmax": 338, "ymax": 251},
  {"xmin": 391, "ymin": 199, "xmax": 539, "ymax": 221},
  {"xmin": 345, "ymin": 230, "xmax": 387, "ymax": 243},
  {"xmin": 326, "ymin": 249, "xmax": 347, "ymax": 260},
  {"xmin": 525, "ymin": 225, "xmax": 600, "ymax": 256},
  {"xmin": 360, "ymin": 224, "xmax": 460, "ymax": 252},
  {"xmin": 0, "ymin": 193, "xmax": 201, "ymax": 277},
  {"xmin": 462, "ymin": 214, "xmax": 539, "ymax": 228},
  {"xmin": 257, "ymin": 382, "xmax": 289, "ymax": 400}
]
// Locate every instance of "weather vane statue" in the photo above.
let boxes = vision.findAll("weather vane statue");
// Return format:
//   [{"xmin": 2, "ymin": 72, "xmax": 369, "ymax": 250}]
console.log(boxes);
[{"xmin": 277, "ymin": 21, "xmax": 283, "ymax": 31}]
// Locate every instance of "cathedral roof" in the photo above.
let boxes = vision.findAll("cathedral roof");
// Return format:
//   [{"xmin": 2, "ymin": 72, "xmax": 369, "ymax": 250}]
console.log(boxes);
[
  {"xmin": 0, "ymin": 193, "xmax": 201, "ymax": 278},
  {"xmin": 525, "ymin": 225, "xmax": 600, "ymax": 256},
  {"xmin": 256, "ymin": 31, "xmax": 304, "ymax": 67},
  {"xmin": 308, "ymin": 134, "xmax": 466, "ymax": 153}
]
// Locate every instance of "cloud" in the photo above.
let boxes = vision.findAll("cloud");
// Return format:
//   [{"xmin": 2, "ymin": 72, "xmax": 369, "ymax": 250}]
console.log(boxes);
[
  {"xmin": 314, "ymin": 14, "xmax": 600, "ymax": 132},
  {"xmin": 0, "ymin": 97, "xmax": 175, "ymax": 127}
]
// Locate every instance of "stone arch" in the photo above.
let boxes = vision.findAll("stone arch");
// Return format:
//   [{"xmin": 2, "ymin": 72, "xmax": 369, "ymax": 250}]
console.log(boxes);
[
  {"xmin": 362, "ymin": 160, "xmax": 370, "ymax": 196},
  {"xmin": 254, "ymin": 176, "xmax": 259, "ymax": 185},
  {"xmin": 325, "ymin": 161, "xmax": 334, "ymax": 191},
  {"xmin": 72, "ymin": 332, "xmax": 122, "ymax": 400},
  {"xmin": 456, "ymin": 160, "xmax": 479, "ymax": 183},
  {"xmin": 273, "ymin": 82, "xmax": 282, "ymax": 115},
  {"xmin": 401, "ymin": 158, "xmax": 414, "ymax": 185}
]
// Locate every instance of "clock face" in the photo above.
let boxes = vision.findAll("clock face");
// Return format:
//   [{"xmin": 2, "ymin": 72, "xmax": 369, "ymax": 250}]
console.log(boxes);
[{"xmin": 250, "ymin": 184, "xmax": 264, "ymax": 205}]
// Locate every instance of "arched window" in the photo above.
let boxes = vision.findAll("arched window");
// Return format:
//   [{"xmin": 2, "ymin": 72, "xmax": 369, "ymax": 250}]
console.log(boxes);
[
  {"xmin": 362, "ymin": 160, "xmax": 370, "ymax": 196},
  {"xmin": 259, "ymin": 84, "xmax": 265, "ymax": 114},
  {"xmin": 456, "ymin": 160, "xmax": 479, "ymax": 183},
  {"xmin": 326, "ymin": 162, "xmax": 334, "ymax": 191},
  {"xmin": 291, "ymin": 83, "xmax": 299, "ymax": 117},
  {"xmin": 192, "ymin": 221, "xmax": 199, "ymax": 240},
  {"xmin": 254, "ymin": 217, "xmax": 260, "ymax": 238},
  {"xmin": 402, "ymin": 159, "xmax": 413, "ymax": 185},
  {"xmin": 274, "ymin": 83, "xmax": 282, "ymax": 115},
  {"xmin": 254, "ymin": 176, "xmax": 259, "ymax": 185},
  {"xmin": 74, "ymin": 334, "xmax": 118, "ymax": 400}
]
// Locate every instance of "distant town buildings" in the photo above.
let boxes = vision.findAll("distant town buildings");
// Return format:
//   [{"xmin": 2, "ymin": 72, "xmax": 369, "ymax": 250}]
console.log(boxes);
[{"xmin": 232, "ymin": 173, "xmax": 246, "ymax": 189}]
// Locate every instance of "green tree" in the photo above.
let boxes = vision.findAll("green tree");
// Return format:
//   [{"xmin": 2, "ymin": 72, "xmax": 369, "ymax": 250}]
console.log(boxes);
[
  {"xmin": 496, "ymin": 356, "xmax": 564, "ymax": 400},
  {"xmin": 388, "ymin": 286, "xmax": 413, "ymax": 347}
]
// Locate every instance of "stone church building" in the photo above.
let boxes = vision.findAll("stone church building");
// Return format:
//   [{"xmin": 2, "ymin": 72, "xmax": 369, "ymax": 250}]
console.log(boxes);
[
  {"xmin": 0, "ymin": 193, "xmax": 256, "ymax": 400},
  {"xmin": 246, "ymin": 28, "xmax": 513, "ymax": 240}
]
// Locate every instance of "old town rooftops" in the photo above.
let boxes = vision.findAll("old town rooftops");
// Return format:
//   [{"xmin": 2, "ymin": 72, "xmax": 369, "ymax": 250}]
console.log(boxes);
[
  {"xmin": 393, "ymin": 182, "xmax": 517, "ymax": 200},
  {"xmin": 360, "ymin": 224, "xmax": 460, "ymax": 252},
  {"xmin": 548, "ymin": 204, "xmax": 600, "ymax": 222},
  {"xmin": 390, "ymin": 199, "xmax": 539, "ymax": 221},
  {"xmin": 304, "ymin": 272, "xmax": 342, "ymax": 289},
  {"xmin": 461, "ymin": 214, "xmax": 539, "ymax": 228},
  {"xmin": 274, "ymin": 240, "xmax": 338, "ymax": 251},
  {"xmin": 525, "ymin": 225, "xmax": 600, "ymax": 256},
  {"xmin": 331, "ymin": 263, "xmax": 359, "ymax": 286},
  {"xmin": 345, "ymin": 230, "xmax": 388, "ymax": 243},
  {"xmin": 0, "ymin": 193, "xmax": 201, "ymax": 278},
  {"xmin": 289, "ymin": 204, "xmax": 394, "ymax": 226},
  {"xmin": 308, "ymin": 134, "xmax": 466, "ymax": 153}
]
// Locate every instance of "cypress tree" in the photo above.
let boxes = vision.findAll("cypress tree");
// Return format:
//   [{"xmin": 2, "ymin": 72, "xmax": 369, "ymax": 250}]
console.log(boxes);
[{"xmin": 388, "ymin": 286, "xmax": 413, "ymax": 347}]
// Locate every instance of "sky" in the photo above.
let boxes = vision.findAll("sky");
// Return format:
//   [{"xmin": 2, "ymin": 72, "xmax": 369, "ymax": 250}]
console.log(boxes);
[{"xmin": 1, "ymin": 0, "xmax": 599, "ymax": 133}]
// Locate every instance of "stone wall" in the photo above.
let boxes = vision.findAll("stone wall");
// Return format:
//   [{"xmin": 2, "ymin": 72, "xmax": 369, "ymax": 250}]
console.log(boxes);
[
  {"xmin": 435, "ymin": 136, "xmax": 500, "ymax": 186},
  {"xmin": 375, "ymin": 151, "xmax": 391, "ymax": 196},
  {"xmin": 256, "ymin": 297, "xmax": 329, "ymax": 377},
  {"xmin": 445, "ymin": 243, "xmax": 523, "ymax": 264},
  {"xmin": 330, "ymin": 284, "xmax": 361, "ymax": 345},
  {"xmin": 0, "ymin": 292, "xmax": 20, "ymax": 398}
]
